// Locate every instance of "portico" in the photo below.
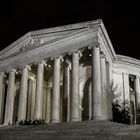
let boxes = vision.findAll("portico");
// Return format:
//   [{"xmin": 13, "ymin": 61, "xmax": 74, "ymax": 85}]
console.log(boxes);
[
  {"xmin": 0, "ymin": 36, "xmax": 110, "ymax": 125},
  {"xmin": 1, "ymin": 19, "xmax": 140, "ymax": 126}
]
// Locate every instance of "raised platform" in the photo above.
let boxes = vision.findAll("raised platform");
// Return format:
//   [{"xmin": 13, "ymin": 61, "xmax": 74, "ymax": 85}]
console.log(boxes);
[{"xmin": 0, "ymin": 120, "xmax": 140, "ymax": 140}]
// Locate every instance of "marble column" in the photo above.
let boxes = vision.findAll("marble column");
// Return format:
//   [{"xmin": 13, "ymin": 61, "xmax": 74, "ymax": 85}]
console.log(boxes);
[
  {"xmin": 88, "ymin": 81, "xmax": 92, "ymax": 120},
  {"xmin": 34, "ymin": 61, "xmax": 46, "ymax": 121},
  {"xmin": 0, "ymin": 73, "xmax": 5, "ymax": 124},
  {"xmin": 122, "ymin": 73, "xmax": 130, "ymax": 113},
  {"xmin": 100, "ymin": 53, "xmax": 108, "ymax": 120},
  {"xmin": 18, "ymin": 66, "xmax": 30, "ymax": 123},
  {"xmin": 26, "ymin": 79, "xmax": 32, "ymax": 121},
  {"xmin": 63, "ymin": 60, "xmax": 70, "ymax": 122},
  {"xmin": 45, "ymin": 87, "xmax": 51, "ymax": 123},
  {"xmin": 51, "ymin": 57, "xmax": 61, "ymax": 123},
  {"xmin": 92, "ymin": 42, "xmax": 102, "ymax": 120},
  {"xmin": 79, "ymin": 86, "xmax": 83, "ymax": 121},
  {"xmin": 134, "ymin": 76, "xmax": 140, "ymax": 109},
  {"xmin": 27, "ymin": 78, "xmax": 36, "ymax": 122},
  {"xmin": 4, "ymin": 69, "xmax": 16, "ymax": 125},
  {"xmin": 30, "ymin": 79, "xmax": 36, "ymax": 121},
  {"xmin": 131, "ymin": 76, "xmax": 140, "ymax": 124},
  {"xmin": 106, "ymin": 62, "xmax": 112, "ymax": 120},
  {"xmin": 70, "ymin": 52, "xmax": 80, "ymax": 122},
  {"xmin": 42, "ymin": 84, "xmax": 47, "ymax": 122}
]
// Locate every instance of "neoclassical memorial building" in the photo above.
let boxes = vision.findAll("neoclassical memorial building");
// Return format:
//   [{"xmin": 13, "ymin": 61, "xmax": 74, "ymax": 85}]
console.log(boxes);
[{"xmin": 0, "ymin": 19, "xmax": 140, "ymax": 126}]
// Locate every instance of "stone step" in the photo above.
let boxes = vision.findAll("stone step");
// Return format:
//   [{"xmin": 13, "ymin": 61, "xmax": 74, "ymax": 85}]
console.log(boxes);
[{"xmin": 0, "ymin": 120, "xmax": 140, "ymax": 140}]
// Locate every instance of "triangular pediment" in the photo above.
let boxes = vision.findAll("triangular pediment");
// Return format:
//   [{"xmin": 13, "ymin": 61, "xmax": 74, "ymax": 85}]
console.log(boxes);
[{"xmin": 0, "ymin": 20, "xmax": 101, "ymax": 60}]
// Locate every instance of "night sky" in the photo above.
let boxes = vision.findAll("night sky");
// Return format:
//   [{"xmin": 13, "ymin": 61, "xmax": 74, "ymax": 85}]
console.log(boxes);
[{"xmin": 0, "ymin": 0, "xmax": 140, "ymax": 59}]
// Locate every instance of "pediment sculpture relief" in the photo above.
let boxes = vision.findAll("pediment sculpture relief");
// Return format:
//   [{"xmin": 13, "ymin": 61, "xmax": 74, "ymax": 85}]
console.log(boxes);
[{"xmin": 20, "ymin": 38, "xmax": 44, "ymax": 52}]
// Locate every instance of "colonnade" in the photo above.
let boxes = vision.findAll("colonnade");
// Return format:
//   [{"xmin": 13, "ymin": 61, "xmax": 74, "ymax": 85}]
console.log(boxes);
[{"xmin": 0, "ymin": 42, "xmax": 111, "ymax": 125}]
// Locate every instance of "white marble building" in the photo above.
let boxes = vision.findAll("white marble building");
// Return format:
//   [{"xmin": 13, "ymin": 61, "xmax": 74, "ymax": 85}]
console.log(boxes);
[{"xmin": 0, "ymin": 19, "xmax": 139, "ymax": 125}]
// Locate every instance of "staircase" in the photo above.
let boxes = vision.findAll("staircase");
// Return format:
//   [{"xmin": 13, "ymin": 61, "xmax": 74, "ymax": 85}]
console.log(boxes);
[{"xmin": 0, "ymin": 120, "xmax": 140, "ymax": 140}]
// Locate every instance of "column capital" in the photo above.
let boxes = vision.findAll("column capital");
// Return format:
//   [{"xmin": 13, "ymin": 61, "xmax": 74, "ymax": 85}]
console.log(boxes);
[
  {"xmin": 88, "ymin": 44, "xmax": 93, "ymax": 50},
  {"xmin": 93, "ymin": 38, "xmax": 100, "ymax": 48},
  {"xmin": 89, "ymin": 41, "xmax": 100, "ymax": 49},
  {"xmin": 95, "ymin": 42, "xmax": 100, "ymax": 48},
  {"xmin": 41, "ymin": 60, "xmax": 47, "ymax": 67},
  {"xmin": 135, "ymin": 76, "xmax": 140, "ymax": 79},
  {"xmin": 25, "ymin": 65, "xmax": 31, "ymax": 70},
  {"xmin": 77, "ymin": 51, "xmax": 83, "ymax": 58},
  {"xmin": 18, "ymin": 65, "xmax": 31, "ymax": 72},
  {"xmin": 53, "ymin": 56, "xmax": 64, "ymax": 62},
  {"xmin": 100, "ymin": 51, "xmax": 106, "ymax": 59},
  {"xmin": 36, "ymin": 60, "xmax": 46, "ymax": 66},
  {"xmin": 64, "ymin": 59, "xmax": 71, "ymax": 70},
  {"xmin": 59, "ymin": 56, "xmax": 64, "ymax": 62},
  {"xmin": 50, "ymin": 56, "xmax": 64, "ymax": 62},
  {"xmin": 9, "ymin": 69, "xmax": 18, "ymax": 74},
  {"xmin": 68, "ymin": 50, "xmax": 82, "ymax": 58},
  {"xmin": 69, "ymin": 51, "xmax": 83, "ymax": 60}
]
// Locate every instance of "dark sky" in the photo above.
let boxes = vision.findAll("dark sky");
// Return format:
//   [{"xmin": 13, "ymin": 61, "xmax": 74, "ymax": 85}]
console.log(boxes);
[{"xmin": 0, "ymin": 0, "xmax": 140, "ymax": 59}]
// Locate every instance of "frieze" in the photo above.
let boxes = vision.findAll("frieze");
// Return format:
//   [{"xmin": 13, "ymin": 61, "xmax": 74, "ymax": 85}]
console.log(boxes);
[{"xmin": 20, "ymin": 38, "xmax": 44, "ymax": 52}]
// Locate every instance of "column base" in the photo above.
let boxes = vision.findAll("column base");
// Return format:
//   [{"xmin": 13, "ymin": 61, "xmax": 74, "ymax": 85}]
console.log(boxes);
[
  {"xmin": 3, "ymin": 123, "xmax": 10, "ymax": 126},
  {"xmin": 91, "ymin": 116, "xmax": 104, "ymax": 120},
  {"xmin": 17, "ymin": 120, "xmax": 35, "ymax": 125},
  {"xmin": 50, "ymin": 119, "xmax": 60, "ymax": 123},
  {"xmin": 18, "ymin": 120, "xmax": 26, "ymax": 125},
  {"xmin": 33, "ymin": 119, "xmax": 44, "ymax": 125},
  {"xmin": 88, "ymin": 117, "xmax": 92, "ymax": 121},
  {"xmin": 69, "ymin": 118, "xmax": 80, "ymax": 122},
  {"xmin": 3, "ymin": 121, "xmax": 12, "ymax": 126}
]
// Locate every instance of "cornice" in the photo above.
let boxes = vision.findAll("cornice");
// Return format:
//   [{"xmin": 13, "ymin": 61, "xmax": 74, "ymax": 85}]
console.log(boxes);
[
  {"xmin": 114, "ymin": 55, "xmax": 140, "ymax": 68},
  {"xmin": 29, "ymin": 19, "xmax": 101, "ymax": 36}
]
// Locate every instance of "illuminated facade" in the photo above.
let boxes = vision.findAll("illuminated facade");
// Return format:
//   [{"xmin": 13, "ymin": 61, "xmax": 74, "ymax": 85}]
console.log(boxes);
[{"xmin": 0, "ymin": 19, "xmax": 139, "ymax": 125}]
